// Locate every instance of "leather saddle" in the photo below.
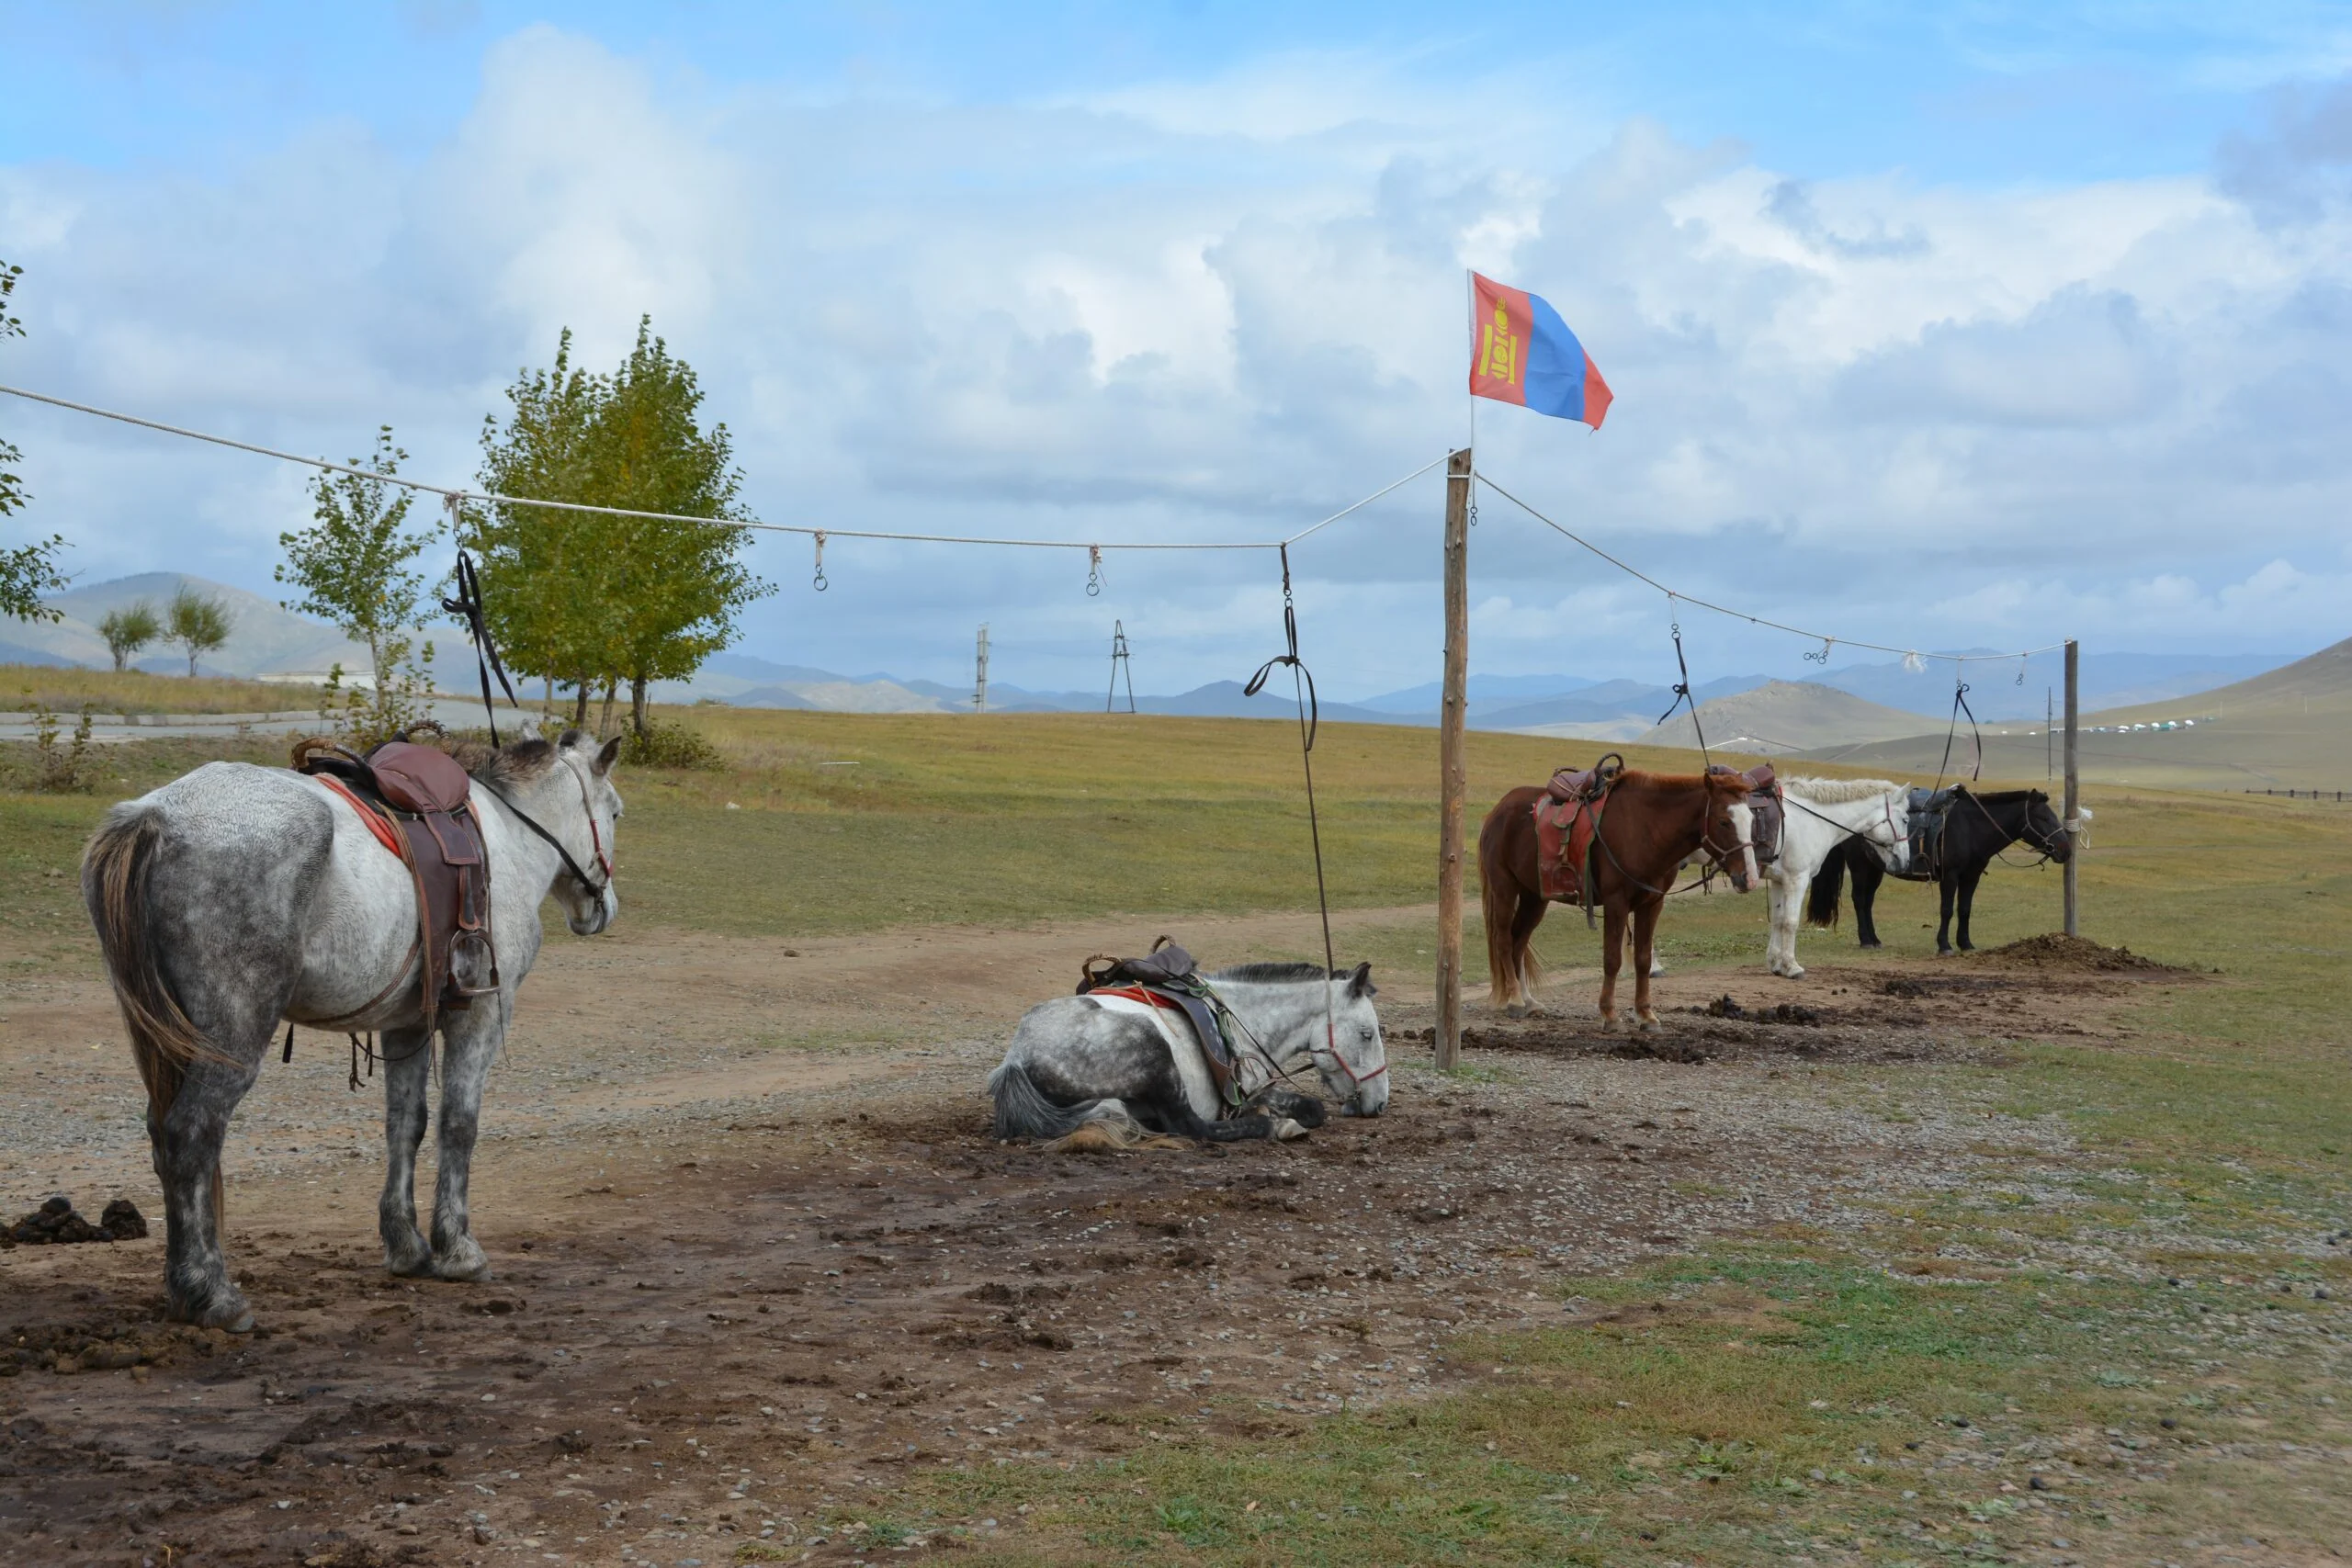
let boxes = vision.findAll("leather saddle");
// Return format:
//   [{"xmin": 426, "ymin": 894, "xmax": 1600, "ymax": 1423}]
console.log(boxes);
[
  {"xmin": 296, "ymin": 738, "xmax": 499, "ymax": 1028},
  {"xmin": 1077, "ymin": 939, "xmax": 1244, "ymax": 1110},
  {"xmin": 1709, "ymin": 761, "xmax": 1783, "ymax": 867},
  {"xmin": 1534, "ymin": 754, "xmax": 1623, "ymax": 911},
  {"xmin": 1892, "ymin": 784, "xmax": 1959, "ymax": 881}
]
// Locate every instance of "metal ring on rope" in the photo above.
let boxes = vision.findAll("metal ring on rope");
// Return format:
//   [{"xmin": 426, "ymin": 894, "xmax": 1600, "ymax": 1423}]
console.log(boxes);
[
  {"xmin": 1086, "ymin": 544, "xmax": 1102, "ymax": 597},
  {"xmin": 812, "ymin": 530, "xmax": 829, "ymax": 592}
]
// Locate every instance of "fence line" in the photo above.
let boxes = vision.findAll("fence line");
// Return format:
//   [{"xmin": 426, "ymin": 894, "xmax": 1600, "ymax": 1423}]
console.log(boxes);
[
  {"xmin": 1472, "ymin": 468, "xmax": 2068, "ymax": 668},
  {"xmin": 0, "ymin": 381, "xmax": 1442, "ymax": 556}
]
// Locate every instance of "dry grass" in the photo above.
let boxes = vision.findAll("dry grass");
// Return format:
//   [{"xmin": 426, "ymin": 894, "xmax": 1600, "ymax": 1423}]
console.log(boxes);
[{"xmin": 0, "ymin": 661, "xmax": 320, "ymax": 715}]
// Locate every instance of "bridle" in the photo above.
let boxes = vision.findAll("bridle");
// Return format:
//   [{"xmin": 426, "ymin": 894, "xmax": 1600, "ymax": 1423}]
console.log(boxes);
[
  {"xmin": 1202, "ymin": 977, "xmax": 1387, "ymax": 1110},
  {"xmin": 1692, "ymin": 793, "xmax": 1760, "ymax": 892},
  {"xmin": 474, "ymin": 750, "xmax": 614, "ymax": 902}
]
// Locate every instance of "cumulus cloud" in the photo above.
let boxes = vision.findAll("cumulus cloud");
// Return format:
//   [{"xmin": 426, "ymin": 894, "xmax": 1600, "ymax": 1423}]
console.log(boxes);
[{"xmin": 2, "ymin": 28, "xmax": 2348, "ymax": 699}]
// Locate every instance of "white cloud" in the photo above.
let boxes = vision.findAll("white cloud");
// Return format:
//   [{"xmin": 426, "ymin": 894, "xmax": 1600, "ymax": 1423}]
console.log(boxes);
[{"xmin": 3, "ymin": 29, "xmax": 2348, "ymax": 698}]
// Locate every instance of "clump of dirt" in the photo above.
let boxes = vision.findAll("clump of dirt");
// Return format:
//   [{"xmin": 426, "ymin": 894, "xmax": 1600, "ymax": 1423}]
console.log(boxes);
[
  {"xmin": 1881, "ymin": 977, "xmax": 1928, "ymax": 999},
  {"xmin": 1698, "ymin": 996, "xmax": 1821, "ymax": 1025},
  {"xmin": 1971, "ymin": 933, "xmax": 2176, "ymax": 973},
  {"xmin": 1, "ymin": 1194, "xmax": 147, "ymax": 1247}
]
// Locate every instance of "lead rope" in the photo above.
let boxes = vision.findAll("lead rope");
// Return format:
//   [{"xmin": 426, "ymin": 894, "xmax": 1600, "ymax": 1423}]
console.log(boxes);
[
  {"xmin": 441, "ymin": 497, "xmax": 521, "ymax": 746},
  {"xmin": 1652, "ymin": 599, "xmax": 1712, "ymax": 770},
  {"xmin": 1933, "ymin": 677, "xmax": 1984, "ymax": 791},
  {"xmin": 1242, "ymin": 543, "xmax": 1341, "ymax": 1076}
]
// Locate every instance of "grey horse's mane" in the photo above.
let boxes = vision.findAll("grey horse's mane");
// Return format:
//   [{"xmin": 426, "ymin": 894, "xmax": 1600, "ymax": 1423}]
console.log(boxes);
[
  {"xmin": 1782, "ymin": 775, "xmax": 1902, "ymax": 805},
  {"xmin": 1211, "ymin": 962, "xmax": 1340, "ymax": 984},
  {"xmin": 447, "ymin": 735, "xmax": 561, "ymax": 786}
]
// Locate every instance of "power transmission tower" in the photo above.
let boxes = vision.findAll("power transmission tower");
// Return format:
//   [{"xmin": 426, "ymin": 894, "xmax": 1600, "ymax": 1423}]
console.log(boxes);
[
  {"xmin": 973, "ymin": 624, "xmax": 989, "ymax": 712},
  {"xmin": 1106, "ymin": 620, "xmax": 1136, "ymax": 714}
]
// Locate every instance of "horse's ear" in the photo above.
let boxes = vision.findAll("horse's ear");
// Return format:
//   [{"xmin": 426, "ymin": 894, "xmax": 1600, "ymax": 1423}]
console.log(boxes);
[
  {"xmin": 558, "ymin": 728, "xmax": 590, "ymax": 750},
  {"xmin": 594, "ymin": 735, "xmax": 624, "ymax": 776},
  {"xmin": 516, "ymin": 716, "xmax": 544, "ymax": 742},
  {"xmin": 1347, "ymin": 961, "xmax": 1374, "ymax": 998}
]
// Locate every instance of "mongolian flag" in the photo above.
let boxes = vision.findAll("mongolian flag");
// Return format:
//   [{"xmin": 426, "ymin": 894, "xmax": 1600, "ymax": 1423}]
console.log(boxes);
[{"xmin": 1468, "ymin": 271, "xmax": 1612, "ymax": 429}]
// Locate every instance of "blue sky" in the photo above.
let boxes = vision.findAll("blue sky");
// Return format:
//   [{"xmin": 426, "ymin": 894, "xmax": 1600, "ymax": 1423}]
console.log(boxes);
[{"xmin": 3, "ymin": 3, "xmax": 2349, "ymax": 696}]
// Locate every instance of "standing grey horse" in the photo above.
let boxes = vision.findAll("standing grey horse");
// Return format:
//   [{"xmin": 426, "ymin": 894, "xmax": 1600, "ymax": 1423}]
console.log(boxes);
[
  {"xmin": 990, "ymin": 961, "xmax": 1389, "ymax": 1145},
  {"xmin": 81, "ymin": 727, "xmax": 622, "ymax": 1330}
]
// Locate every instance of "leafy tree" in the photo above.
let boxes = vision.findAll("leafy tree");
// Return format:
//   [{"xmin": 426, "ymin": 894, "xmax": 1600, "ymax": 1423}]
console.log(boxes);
[
  {"xmin": 1, "ymin": 257, "xmax": 69, "ymax": 623},
  {"xmin": 99, "ymin": 600, "xmax": 160, "ymax": 671},
  {"xmin": 164, "ymin": 586, "xmax": 233, "ymax": 677},
  {"xmin": 472, "ymin": 329, "xmax": 613, "ymax": 726},
  {"xmin": 594, "ymin": 320, "xmax": 770, "ymax": 737},
  {"xmin": 473, "ymin": 320, "xmax": 768, "ymax": 738},
  {"xmin": 277, "ymin": 427, "xmax": 437, "ymax": 693}
]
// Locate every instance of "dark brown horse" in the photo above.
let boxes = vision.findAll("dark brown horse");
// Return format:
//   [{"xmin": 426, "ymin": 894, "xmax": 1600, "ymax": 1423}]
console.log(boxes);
[{"xmin": 1479, "ymin": 770, "xmax": 1758, "ymax": 1030}]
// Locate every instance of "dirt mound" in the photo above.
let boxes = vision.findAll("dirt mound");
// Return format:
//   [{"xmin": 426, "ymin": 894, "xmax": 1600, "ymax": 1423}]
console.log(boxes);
[
  {"xmin": 1970, "ymin": 933, "xmax": 2175, "ymax": 973},
  {"xmin": 1, "ymin": 1194, "xmax": 146, "ymax": 1247}
]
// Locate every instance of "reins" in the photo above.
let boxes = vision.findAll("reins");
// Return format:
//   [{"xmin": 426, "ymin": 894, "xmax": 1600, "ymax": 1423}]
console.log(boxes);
[
  {"xmin": 1585, "ymin": 777, "xmax": 1758, "ymax": 903},
  {"xmin": 1243, "ymin": 542, "xmax": 1363, "ymax": 1095},
  {"xmin": 1934, "ymin": 677, "xmax": 1984, "ymax": 791},
  {"xmin": 472, "ymin": 754, "xmax": 612, "ymax": 901},
  {"xmin": 1651, "ymin": 602, "xmax": 1712, "ymax": 769}
]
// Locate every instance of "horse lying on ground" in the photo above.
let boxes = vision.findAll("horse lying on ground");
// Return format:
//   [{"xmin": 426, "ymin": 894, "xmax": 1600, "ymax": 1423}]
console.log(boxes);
[
  {"xmin": 1480, "ymin": 767, "xmax": 1758, "ymax": 1030},
  {"xmin": 1760, "ymin": 777, "xmax": 1911, "ymax": 978},
  {"xmin": 82, "ymin": 727, "xmax": 623, "ymax": 1329},
  {"xmin": 1808, "ymin": 787, "xmax": 2075, "ymax": 954},
  {"xmin": 991, "ymin": 961, "xmax": 1388, "ymax": 1146}
]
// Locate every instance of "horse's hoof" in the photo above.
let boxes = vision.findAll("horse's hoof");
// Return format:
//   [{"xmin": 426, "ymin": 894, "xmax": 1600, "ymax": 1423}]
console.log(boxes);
[
  {"xmin": 1600, "ymin": 1013, "xmax": 1621, "ymax": 1034},
  {"xmin": 1635, "ymin": 1011, "xmax": 1658, "ymax": 1032},
  {"xmin": 1503, "ymin": 1000, "xmax": 1534, "ymax": 1020},
  {"xmin": 1781, "ymin": 965, "xmax": 1805, "ymax": 980},
  {"xmin": 383, "ymin": 1232, "xmax": 434, "ymax": 1278},
  {"xmin": 173, "ymin": 1290, "xmax": 254, "ymax": 1333},
  {"xmin": 432, "ymin": 1235, "xmax": 493, "ymax": 1282},
  {"xmin": 1273, "ymin": 1119, "xmax": 1307, "ymax": 1142}
]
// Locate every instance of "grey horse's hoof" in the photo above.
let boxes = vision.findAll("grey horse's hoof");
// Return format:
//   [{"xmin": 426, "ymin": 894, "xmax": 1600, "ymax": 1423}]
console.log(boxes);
[
  {"xmin": 1272, "ymin": 1119, "xmax": 1307, "ymax": 1142},
  {"xmin": 173, "ymin": 1289, "xmax": 254, "ymax": 1333},
  {"xmin": 432, "ymin": 1235, "xmax": 493, "ymax": 1282}
]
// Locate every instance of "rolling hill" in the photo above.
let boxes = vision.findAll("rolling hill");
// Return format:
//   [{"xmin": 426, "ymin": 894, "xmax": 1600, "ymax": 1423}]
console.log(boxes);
[
  {"xmin": 1793, "ymin": 635, "xmax": 2352, "ymax": 791},
  {"xmin": 1637, "ymin": 679, "xmax": 1933, "ymax": 754}
]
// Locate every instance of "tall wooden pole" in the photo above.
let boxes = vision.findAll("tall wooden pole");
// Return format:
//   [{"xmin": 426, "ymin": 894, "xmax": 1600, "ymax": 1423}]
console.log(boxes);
[
  {"xmin": 1435, "ymin": 446, "xmax": 1474, "ymax": 1070},
  {"xmin": 2063, "ymin": 637, "xmax": 2080, "ymax": 937}
]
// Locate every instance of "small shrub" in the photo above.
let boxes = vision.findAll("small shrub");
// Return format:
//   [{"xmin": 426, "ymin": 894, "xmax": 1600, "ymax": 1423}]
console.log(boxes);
[
  {"xmin": 623, "ymin": 720, "xmax": 725, "ymax": 771},
  {"xmin": 32, "ymin": 701, "xmax": 95, "ymax": 792}
]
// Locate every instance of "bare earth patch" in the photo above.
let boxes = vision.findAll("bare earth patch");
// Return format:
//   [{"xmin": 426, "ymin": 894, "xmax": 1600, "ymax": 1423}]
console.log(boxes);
[{"xmin": 0, "ymin": 911, "xmax": 2154, "ymax": 1565}]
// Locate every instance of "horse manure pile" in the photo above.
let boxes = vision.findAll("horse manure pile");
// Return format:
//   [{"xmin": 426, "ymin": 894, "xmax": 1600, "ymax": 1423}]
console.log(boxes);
[
  {"xmin": 1969, "ymin": 932, "xmax": 2178, "ymax": 973},
  {"xmin": 0, "ymin": 1194, "xmax": 147, "ymax": 1247},
  {"xmin": 1696, "ymin": 995, "xmax": 1822, "ymax": 1025}
]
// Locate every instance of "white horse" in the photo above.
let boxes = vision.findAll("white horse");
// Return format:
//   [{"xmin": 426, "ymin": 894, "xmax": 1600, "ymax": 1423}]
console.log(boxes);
[
  {"xmin": 81, "ymin": 727, "xmax": 622, "ymax": 1329},
  {"xmin": 1762, "ymin": 777, "xmax": 1910, "ymax": 978}
]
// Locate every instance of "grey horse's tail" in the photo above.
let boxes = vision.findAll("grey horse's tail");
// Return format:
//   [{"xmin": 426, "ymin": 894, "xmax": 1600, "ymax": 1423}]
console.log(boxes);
[
  {"xmin": 1805, "ymin": 843, "xmax": 1846, "ymax": 929},
  {"xmin": 989, "ymin": 1060, "xmax": 1147, "ymax": 1148},
  {"xmin": 83, "ymin": 807, "xmax": 212, "ymax": 1135}
]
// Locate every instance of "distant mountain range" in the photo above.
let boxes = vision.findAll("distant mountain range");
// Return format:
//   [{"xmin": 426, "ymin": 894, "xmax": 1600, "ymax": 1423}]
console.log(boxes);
[{"xmin": 4, "ymin": 577, "xmax": 2305, "ymax": 735}]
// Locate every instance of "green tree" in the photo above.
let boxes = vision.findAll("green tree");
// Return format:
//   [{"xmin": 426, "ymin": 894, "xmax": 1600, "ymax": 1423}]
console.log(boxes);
[
  {"xmin": 277, "ymin": 427, "xmax": 437, "ymax": 692},
  {"xmin": 472, "ymin": 329, "xmax": 613, "ymax": 726},
  {"xmin": 473, "ymin": 320, "xmax": 768, "ymax": 738},
  {"xmin": 99, "ymin": 600, "xmax": 160, "ymax": 671},
  {"xmin": 164, "ymin": 586, "xmax": 233, "ymax": 677},
  {"xmin": 1, "ymin": 257, "xmax": 69, "ymax": 623},
  {"xmin": 594, "ymin": 319, "xmax": 770, "ymax": 738}
]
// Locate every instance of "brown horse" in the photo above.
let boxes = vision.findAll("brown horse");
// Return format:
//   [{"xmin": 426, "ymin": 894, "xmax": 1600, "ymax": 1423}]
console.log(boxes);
[{"xmin": 1478, "ymin": 770, "xmax": 1758, "ymax": 1030}]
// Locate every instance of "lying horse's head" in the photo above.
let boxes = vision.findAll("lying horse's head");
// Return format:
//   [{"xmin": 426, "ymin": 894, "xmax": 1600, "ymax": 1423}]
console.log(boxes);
[{"xmin": 1316, "ymin": 961, "xmax": 1388, "ymax": 1118}]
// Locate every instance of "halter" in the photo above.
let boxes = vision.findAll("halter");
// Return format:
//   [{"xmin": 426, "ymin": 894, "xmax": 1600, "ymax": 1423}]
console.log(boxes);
[
  {"xmin": 474, "ymin": 750, "xmax": 614, "ymax": 901},
  {"xmin": 1202, "ymin": 976, "xmax": 1386, "ymax": 1109}
]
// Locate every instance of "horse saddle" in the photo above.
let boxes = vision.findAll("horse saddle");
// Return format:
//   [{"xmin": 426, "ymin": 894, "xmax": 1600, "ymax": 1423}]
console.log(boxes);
[
  {"xmin": 1077, "ymin": 939, "xmax": 1243, "ymax": 1110},
  {"xmin": 296, "ymin": 738, "xmax": 499, "ymax": 1026},
  {"xmin": 1533, "ymin": 756, "xmax": 1623, "ymax": 908},
  {"xmin": 1709, "ymin": 761, "xmax": 1783, "ymax": 867},
  {"xmin": 1893, "ymin": 785, "xmax": 1958, "ymax": 881}
]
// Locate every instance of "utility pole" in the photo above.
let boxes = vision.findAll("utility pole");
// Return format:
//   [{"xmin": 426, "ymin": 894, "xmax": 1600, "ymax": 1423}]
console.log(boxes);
[
  {"xmin": 2046, "ymin": 687, "xmax": 2053, "ymax": 783},
  {"xmin": 1434, "ymin": 446, "xmax": 1473, "ymax": 1071},
  {"xmin": 973, "ymin": 624, "xmax": 989, "ymax": 713},
  {"xmin": 1106, "ymin": 620, "xmax": 1136, "ymax": 714},
  {"xmin": 2063, "ymin": 639, "xmax": 2079, "ymax": 937}
]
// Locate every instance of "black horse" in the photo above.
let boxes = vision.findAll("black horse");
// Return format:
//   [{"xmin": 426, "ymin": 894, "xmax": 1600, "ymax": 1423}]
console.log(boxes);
[{"xmin": 1806, "ymin": 787, "xmax": 2072, "ymax": 954}]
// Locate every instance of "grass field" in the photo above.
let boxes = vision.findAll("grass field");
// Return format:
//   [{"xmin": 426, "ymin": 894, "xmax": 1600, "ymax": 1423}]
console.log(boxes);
[
  {"xmin": 5, "ymin": 706, "xmax": 2346, "ymax": 1563},
  {"xmin": 0, "ymin": 660, "xmax": 320, "ymax": 716}
]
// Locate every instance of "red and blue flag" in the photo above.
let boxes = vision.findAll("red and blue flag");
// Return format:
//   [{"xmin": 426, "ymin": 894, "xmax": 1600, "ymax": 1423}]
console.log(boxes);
[{"xmin": 1469, "ymin": 272, "xmax": 1612, "ymax": 429}]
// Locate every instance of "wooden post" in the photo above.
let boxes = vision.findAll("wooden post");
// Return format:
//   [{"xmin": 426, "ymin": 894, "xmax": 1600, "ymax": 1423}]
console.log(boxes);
[
  {"xmin": 1434, "ymin": 446, "xmax": 1473, "ymax": 1070},
  {"xmin": 2063, "ymin": 637, "xmax": 2080, "ymax": 938}
]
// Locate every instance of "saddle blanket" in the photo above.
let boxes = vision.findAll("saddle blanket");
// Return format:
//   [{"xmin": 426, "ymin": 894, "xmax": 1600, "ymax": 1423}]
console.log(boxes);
[{"xmin": 1086, "ymin": 989, "xmax": 1226, "ymax": 1122}]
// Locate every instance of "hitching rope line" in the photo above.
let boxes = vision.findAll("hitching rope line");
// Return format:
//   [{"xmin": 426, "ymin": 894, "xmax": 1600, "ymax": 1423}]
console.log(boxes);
[
  {"xmin": 1472, "ymin": 468, "xmax": 2070, "ymax": 667},
  {"xmin": 0, "ymin": 381, "xmax": 1442, "ymax": 556}
]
